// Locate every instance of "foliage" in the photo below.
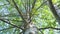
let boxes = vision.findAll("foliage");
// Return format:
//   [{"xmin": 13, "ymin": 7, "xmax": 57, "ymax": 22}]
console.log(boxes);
[{"xmin": 0, "ymin": 0, "xmax": 60, "ymax": 34}]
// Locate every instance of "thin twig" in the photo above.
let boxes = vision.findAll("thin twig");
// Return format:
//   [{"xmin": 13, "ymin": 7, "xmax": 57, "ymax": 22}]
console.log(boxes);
[
  {"xmin": 38, "ymin": 27, "xmax": 60, "ymax": 30},
  {"xmin": 40, "ymin": 30, "xmax": 44, "ymax": 34},
  {"xmin": 36, "ymin": 1, "xmax": 47, "ymax": 10},
  {"xmin": 0, "ymin": 18, "xmax": 23, "ymax": 22}
]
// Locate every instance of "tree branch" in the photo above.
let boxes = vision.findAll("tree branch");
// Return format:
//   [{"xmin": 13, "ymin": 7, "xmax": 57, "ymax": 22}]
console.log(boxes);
[
  {"xmin": 38, "ymin": 27, "xmax": 60, "ymax": 30},
  {"xmin": 40, "ymin": 30, "xmax": 44, "ymax": 34},
  {"xmin": 0, "ymin": 18, "xmax": 23, "ymax": 30},
  {"xmin": 32, "ymin": 0, "xmax": 36, "ymax": 9},
  {"xmin": 36, "ymin": 0, "xmax": 47, "ymax": 10},
  {"xmin": 47, "ymin": 0, "xmax": 60, "ymax": 24},
  {"xmin": 12, "ymin": 0, "xmax": 27, "ymax": 23},
  {"xmin": 0, "ymin": 18, "xmax": 23, "ymax": 22}
]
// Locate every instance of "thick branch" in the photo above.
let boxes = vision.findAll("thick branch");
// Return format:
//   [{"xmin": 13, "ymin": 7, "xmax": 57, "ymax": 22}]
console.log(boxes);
[
  {"xmin": 47, "ymin": 0, "xmax": 60, "ymax": 24},
  {"xmin": 0, "ymin": 18, "xmax": 23, "ymax": 30}
]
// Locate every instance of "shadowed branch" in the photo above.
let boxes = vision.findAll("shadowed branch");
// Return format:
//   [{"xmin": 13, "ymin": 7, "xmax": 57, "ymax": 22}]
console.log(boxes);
[
  {"xmin": 12, "ymin": 0, "xmax": 27, "ymax": 23},
  {"xmin": 47, "ymin": 0, "xmax": 60, "ymax": 24},
  {"xmin": 0, "ymin": 18, "xmax": 23, "ymax": 30},
  {"xmin": 38, "ymin": 27, "xmax": 60, "ymax": 30}
]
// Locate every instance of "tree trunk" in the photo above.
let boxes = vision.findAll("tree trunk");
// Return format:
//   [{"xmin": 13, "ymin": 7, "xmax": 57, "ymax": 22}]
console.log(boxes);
[{"xmin": 23, "ymin": 23, "xmax": 38, "ymax": 34}]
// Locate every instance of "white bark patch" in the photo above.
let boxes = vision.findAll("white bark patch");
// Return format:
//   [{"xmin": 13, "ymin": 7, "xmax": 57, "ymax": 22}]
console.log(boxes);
[{"xmin": 24, "ymin": 24, "xmax": 38, "ymax": 34}]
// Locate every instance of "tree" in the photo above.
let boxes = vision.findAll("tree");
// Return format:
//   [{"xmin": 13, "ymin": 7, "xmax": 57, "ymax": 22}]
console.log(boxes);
[{"xmin": 0, "ymin": 0, "xmax": 60, "ymax": 34}]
